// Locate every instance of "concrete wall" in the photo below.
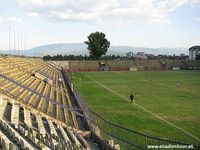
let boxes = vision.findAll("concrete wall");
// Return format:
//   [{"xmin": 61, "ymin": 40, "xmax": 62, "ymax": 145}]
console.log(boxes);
[
  {"xmin": 68, "ymin": 61, "xmax": 99, "ymax": 72},
  {"xmin": 107, "ymin": 60, "xmax": 133, "ymax": 71},
  {"xmin": 51, "ymin": 61, "xmax": 70, "ymax": 69},
  {"xmin": 50, "ymin": 60, "xmax": 200, "ymax": 72}
]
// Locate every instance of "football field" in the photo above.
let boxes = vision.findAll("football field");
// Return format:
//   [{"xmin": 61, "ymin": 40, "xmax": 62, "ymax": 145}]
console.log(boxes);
[{"xmin": 70, "ymin": 70, "xmax": 200, "ymax": 145}]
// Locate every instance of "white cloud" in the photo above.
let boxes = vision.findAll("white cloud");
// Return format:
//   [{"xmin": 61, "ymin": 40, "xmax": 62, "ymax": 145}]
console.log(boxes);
[
  {"xmin": 17, "ymin": 0, "xmax": 200, "ymax": 25},
  {"xmin": 195, "ymin": 17, "xmax": 200, "ymax": 21},
  {"xmin": 29, "ymin": 12, "xmax": 39, "ymax": 17},
  {"xmin": 190, "ymin": 0, "xmax": 200, "ymax": 5},
  {"xmin": 0, "ymin": 16, "xmax": 23, "ymax": 23}
]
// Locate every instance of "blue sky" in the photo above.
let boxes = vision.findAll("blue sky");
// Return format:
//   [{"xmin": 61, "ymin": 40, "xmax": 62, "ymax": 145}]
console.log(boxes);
[{"xmin": 0, "ymin": 0, "xmax": 200, "ymax": 50}]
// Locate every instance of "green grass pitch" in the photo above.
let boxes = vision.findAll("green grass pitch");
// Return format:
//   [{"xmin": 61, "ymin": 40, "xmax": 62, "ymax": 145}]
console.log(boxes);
[{"xmin": 70, "ymin": 70, "xmax": 200, "ymax": 145}]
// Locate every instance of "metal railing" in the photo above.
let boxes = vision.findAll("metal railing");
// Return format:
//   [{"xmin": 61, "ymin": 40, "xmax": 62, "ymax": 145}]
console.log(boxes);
[{"xmin": 63, "ymin": 72, "xmax": 200, "ymax": 150}]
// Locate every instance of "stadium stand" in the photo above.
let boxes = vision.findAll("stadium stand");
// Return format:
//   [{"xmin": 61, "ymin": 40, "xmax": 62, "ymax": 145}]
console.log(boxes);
[
  {"xmin": 164, "ymin": 60, "xmax": 185, "ymax": 69},
  {"xmin": 52, "ymin": 60, "xmax": 200, "ymax": 72},
  {"xmin": 0, "ymin": 56, "xmax": 94, "ymax": 150},
  {"xmin": 106, "ymin": 61, "xmax": 131, "ymax": 71},
  {"xmin": 0, "ymin": 94, "xmax": 89, "ymax": 150},
  {"xmin": 68, "ymin": 61, "xmax": 99, "ymax": 72},
  {"xmin": 51, "ymin": 61, "xmax": 99, "ymax": 72},
  {"xmin": 134, "ymin": 60, "xmax": 162, "ymax": 70},
  {"xmin": 183, "ymin": 60, "xmax": 200, "ymax": 69},
  {"xmin": 0, "ymin": 56, "xmax": 78, "ymax": 127},
  {"xmin": 51, "ymin": 60, "xmax": 164, "ymax": 72}
]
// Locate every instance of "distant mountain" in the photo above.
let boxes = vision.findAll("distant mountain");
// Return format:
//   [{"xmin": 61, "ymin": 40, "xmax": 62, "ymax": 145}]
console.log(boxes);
[{"xmin": 0, "ymin": 42, "xmax": 188, "ymax": 56}]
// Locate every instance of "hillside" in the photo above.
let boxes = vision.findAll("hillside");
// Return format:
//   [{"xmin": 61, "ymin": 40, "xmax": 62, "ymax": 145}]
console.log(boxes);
[{"xmin": 0, "ymin": 43, "xmax": 188, "ymax": 56}]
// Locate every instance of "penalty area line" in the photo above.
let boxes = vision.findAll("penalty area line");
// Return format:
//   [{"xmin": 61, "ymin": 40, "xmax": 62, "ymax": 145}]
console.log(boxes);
[{"xmin": 91, "ymin": 79, "xmax": 200, "ymax": 142}]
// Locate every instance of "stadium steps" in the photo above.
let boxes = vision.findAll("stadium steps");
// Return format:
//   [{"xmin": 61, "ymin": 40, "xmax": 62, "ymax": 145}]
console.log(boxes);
[
  {"xmin": 11, "ymin": 103, "xmax": 20, "ymax": 126},
  {"xmin": 28, "ymin": 93, "xmax": 37, "ymax": 106},
  {"xmin": 3, "ymin": 68, "xmax": 19, "ymax": 76},
  {"xmin": 30, "ymin": 113, "xmax": 39, "ymax": 130},
  {"xmin": 0, "ymin": 97, "xmax": 7, "ymax": 119},
  {"xmin": 9, "ymin": 86, "xmax": 22, "ymax": 96},
  {"xmin": 1, "ymin": 81, "xmax": 14, "ymax": 91},
  {"xmin": 42, "ymin": 85, "xmax": 50, "ymax": 113},
  {"xmin": 48, "ymin": 119, "xmax": 58, "ymax": 137},
  {"xmin": 36, "ymin": 115, "xmax": 46, "ymax": 136},
  {"xmin": 6, "ymin": 58, "xmax": 34, "ymax": 75},
  {"xmin": 3, "ymin": 102, "xmax": 12, "ymax": 122},
  {"xmin": 62, "ymin": 94, "xmax": 70, "ymax": 124},
  {"xmin": 41, "ymin": 117, "xmax": 51, "ymax": 133},
  {"xmin": 24, "ymin": 108, "xmax": 33, "ymax": 129},
  {"xmin": 0, "ymin": 129, "xmax": 18, "ymax": 150},
  {"xmin": 66, "ymin": 126, "xmax": 83, "ymax": 148},
  {"xmin": 0, "ymin": 119, "xmax": 38, "ymax": 149},
  {"xmin": 19, "ymin": 107, "xmax": 25, "ymax": 123},
  {"xmin": 58, "ymin": 125, "xmax": 71, "ymax": 143}
]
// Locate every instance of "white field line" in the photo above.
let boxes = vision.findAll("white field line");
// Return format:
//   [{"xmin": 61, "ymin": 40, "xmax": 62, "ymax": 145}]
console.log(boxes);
[{"xmin": 91, "ymin": 79, "xmax": 200, "ymax": 142}]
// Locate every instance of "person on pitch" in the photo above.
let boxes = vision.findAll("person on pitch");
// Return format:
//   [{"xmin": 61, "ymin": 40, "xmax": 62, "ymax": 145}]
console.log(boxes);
[{"xmin": 130, "ymin": 93, "xmax": 134, "ymax": 103}]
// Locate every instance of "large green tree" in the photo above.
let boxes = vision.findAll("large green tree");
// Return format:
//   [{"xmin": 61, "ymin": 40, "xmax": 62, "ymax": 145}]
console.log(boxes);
[{"xmin": 85, "ymin": 32, "xmax": 110, "ymax": 59}]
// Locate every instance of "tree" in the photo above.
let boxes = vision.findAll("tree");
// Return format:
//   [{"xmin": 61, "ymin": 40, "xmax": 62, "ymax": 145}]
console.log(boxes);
[
  {"xmin": 43, "ymin": 55, "xmax": 52, "ymax": 61},
  {"xmin": 85, "ymin": 32, "xmax": 110, "ymax": 59}
]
